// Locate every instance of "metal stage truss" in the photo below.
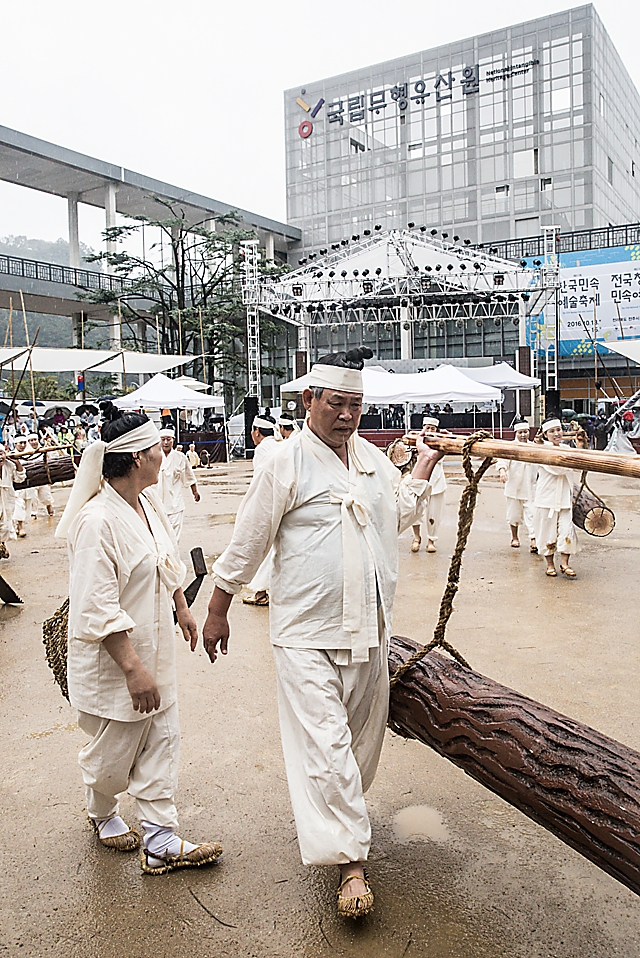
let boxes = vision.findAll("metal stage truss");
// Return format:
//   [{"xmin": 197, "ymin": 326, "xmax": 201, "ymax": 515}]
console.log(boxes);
[{"xmin": 242, "ymin": 229, "xmax": 556, "ymax": 329}]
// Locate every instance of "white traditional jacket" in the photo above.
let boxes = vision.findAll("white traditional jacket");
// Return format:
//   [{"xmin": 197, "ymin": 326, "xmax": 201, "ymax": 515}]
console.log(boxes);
[
  {"xmin": 496, "ymin": 441, "xmax": 538, "ymax": 501},
  {"xmin": 213, "ymin": 423, "xmax": 431, "ymax": 663},
  {"xmin": 0, "ymin": 459, "xmax": 23, "ymax": 516},
  {"xmin": 67, "ymin": 482, "xmax": 186, "ymax": 722},
  {"xmin": 158, "ymin": 448, "xmax": 196, "ymax": 516},
  {"xmin": 252, "ymin": 435, "xmax": 278, "ymax": 472},
  {"xmin": 533, "ymin": 441, "xmax": 577, "ymax": 514}
]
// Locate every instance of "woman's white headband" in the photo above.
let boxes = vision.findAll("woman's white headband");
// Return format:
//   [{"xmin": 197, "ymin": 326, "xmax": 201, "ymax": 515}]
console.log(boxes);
[{"xmin": 541, "ymin": 418, "xmax": 561, "ymax": 433}]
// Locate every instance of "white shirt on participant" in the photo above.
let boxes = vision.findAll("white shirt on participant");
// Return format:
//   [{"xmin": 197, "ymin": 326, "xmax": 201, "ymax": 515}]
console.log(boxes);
[
  {"xmin": 533, "ymin": 442, "xmax": 577, "ymax": 513},
  {"xmin": 158, "ymin": 448, "xmax": 196, "ymax": 516},
  {"xmin": 213, "ymin": 423, "xmax": 431, "ymax": 663},
  {"xmin": 252, "ymin": 434, "xmax": 278, "ymax": 472},
  {"xmin": 66, "ymin": 482, "xmax": 185, "ymax": 722},
  {"xmin": 496, "ymin": 443, "xmax": 537, "ymax": 501}
]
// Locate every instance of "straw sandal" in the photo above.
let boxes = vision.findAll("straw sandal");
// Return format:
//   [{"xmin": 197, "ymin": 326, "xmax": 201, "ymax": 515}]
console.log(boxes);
[
  {"xmin": 337, "ymin": 872, "xmax": 374, "ymax": 919},
  {"xmin": 141, "ymin": 840, "xmax": 223, "ymax": 875},
  {"xmin": 510, "ymin": 538, "xmax": 520, "ymax": 548},
  {"xmin": 560, "ymin": 565, "xmax": 577, "ymax": 579},
  {"xmin": 0, "ymin": 542, "xmax": 9, "ymax": 559},
  {"xmin": 242, "ymin": 590, "xmax": 269, "ymax": 606},
  {"xmin": 410, "ymin": 536, "xmax": 421, "ymax": 553},
  {"xmin": 545, "ymin": 567, "xmax": 557, "ymax": 577},
  {"xmin": 530, "ymin": 542, "xmax": 538, "ymax": 554},
  {"xmin": 89, "ymin": 817, "xmax": 141, "ymax": 852},
  {"xmin": 426, "ymin": 542, "xmax": 437, "ymax": 553}
]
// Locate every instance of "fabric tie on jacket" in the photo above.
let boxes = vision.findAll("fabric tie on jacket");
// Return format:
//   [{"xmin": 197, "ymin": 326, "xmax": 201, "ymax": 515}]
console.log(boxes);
[{"xmin": 330, "ymin": 489, "xmax": 370, "ymax": 663}]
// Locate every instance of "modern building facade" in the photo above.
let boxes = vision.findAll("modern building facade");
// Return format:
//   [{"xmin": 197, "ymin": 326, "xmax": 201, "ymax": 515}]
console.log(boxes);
[{"xmin": 285, "ymin": 5, "xmax": 640, "ymax": 257}]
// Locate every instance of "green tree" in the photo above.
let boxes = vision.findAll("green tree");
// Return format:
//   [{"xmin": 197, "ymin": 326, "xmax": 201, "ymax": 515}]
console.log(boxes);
[{"xmin": 81, "ymin": 200, "xmax": 288, "ymax": 403}]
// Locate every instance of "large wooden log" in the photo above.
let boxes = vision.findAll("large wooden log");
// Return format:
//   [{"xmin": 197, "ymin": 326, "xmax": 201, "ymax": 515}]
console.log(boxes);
[
  {"xmin": 14, "ymin": 455, "xmax": 75, "ymax": 489},
  {"xmin": 572, "ymin": 484, "xmax": 615, "ymax": 536},
  {"xmin": 388, "ymin": 634, "xmax": 640, "ymax": 897},
  {"xmin": 416, "ymin": 434, "xmax": 640, "ymax": 480}
]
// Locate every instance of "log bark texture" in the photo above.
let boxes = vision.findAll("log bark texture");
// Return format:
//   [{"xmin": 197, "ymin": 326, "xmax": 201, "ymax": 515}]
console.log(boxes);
[
  {"xmin": 14, "ymin": 455, "xmax": 75, "ymax": 489},
  {"xmin": 418, "ymin": 434, "xmax": 640, "ymax": 480},
  {"xmin": 388, "ymin": 634, "xmax": 640, "ymax": 897}
]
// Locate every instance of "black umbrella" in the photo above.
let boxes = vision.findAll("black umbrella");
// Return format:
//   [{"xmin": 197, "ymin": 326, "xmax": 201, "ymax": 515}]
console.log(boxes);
[{"xmin": 76, "ymin": 403, "xmax": 100, "ymax": 415}]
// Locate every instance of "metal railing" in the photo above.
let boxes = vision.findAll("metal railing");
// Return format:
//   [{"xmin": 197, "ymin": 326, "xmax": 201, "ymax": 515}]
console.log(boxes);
[
  {"xmin": 0, "ymin": 254, "xmax": 133, "ymax": 294},
  {"xmin": 481, "ymin": 222, "xmax": 640, "ymax": 261}
]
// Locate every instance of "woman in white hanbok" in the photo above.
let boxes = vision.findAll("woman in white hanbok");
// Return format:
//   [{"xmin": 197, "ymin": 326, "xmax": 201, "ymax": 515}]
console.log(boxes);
[
  {"xmin": 533, "ymin": 418, "xmax": 580, "ymax": 578},
  {"xmin": 56, "ymin": 403, "xmax": 222, "ymax": 875}
]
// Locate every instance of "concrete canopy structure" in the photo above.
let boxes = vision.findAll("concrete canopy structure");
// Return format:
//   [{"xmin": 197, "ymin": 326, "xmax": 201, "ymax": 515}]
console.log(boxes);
[{"xmin": 0, "ymin": 124, "xmax": 300, "ymax": 266}]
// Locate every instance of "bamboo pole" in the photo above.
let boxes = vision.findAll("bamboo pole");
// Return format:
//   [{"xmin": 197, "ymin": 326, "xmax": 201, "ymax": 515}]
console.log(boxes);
[
  {"xmin": 19, "ymin": 291, "xmax": 37, "ymax": 425},
  {"xmin": 419, "ymin": 433, "xmax": 640, "ymax": 480}
]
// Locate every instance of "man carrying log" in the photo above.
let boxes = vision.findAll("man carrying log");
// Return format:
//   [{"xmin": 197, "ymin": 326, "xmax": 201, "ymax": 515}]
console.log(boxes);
[
  {"xmin": 496, "ymin": 420, "xmax": 538, "ymax": 552},
  {"xmin": 12, "ymin": 436, "xmax": 29, "ymax": 538},
  {"xmin": 411, "ymin": 415, "xmax": 447, "ymax": 554},
  {"xmin": 0, "ymin": 444, "xmax": 25, "ymax": 557},
  {"xmin": 533, "ymin": 418, "xmax": 581, "ymax": 578},
  {"xmin": 203, "ymin": 347, "xmax": 445, "ymax": 919},
  {"xmin": 26, "ymin": 434, "xmax": 55, "ymax": 519}
]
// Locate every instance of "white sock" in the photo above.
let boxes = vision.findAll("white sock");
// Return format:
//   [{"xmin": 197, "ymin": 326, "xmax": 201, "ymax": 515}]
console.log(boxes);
[
  {"xmin": 142, "ymin": 822, "xmax": 197, "ymax": 863},
  {"xmin": 94, "ymin": 815, "xmax": 130, "ymax": 838}
]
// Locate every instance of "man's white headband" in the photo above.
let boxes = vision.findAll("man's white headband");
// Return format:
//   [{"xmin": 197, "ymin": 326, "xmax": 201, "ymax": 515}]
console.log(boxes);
[
  {"xmin": 159, "ymin": 428, "xmax": 175, "ymax": 438},
  {"xmin": 307, "ymin": 363, "xmax": 363, "ymax": 394},
  {"xmin": 27, "ymin": 434, "xmax": 39, "ymax": 441},
  {"xmin": 423, "ymin": 417, "xmax": 439, "ymax": 427},
  {"xmin": 513, "ymin": 421, "xmax": 529, "ymax": 432},
  {"xmin": 55, "ymin": 420, "xmax": 160, "ymax": 538},
  {"xmin": 278, "ymin": 417, "xmax": 297, "ymax": 429},
  {"xmin": 253, "ymin": 416, "xmax": 275, "ymax": 431},
  {"xmin": 542, "ymin": 418, "xmax": 562, "ymax": 433}
]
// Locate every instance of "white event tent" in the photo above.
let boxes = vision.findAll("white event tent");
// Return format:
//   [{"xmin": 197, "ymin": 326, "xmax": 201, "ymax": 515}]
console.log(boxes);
[
  {"xmin": 460, "ymin": 361, "xmax": 540, "ymax": 388},
  {"xmin": 0, "ymin": 346, "xmax": 191, "ymax": 375},
  {"xmin": 280, "ymin": 363, "xmax": 500, "ymax": 404},
  {"xmin": 114, "ymin": 373, "xmax": 224, "ymax": 411}
]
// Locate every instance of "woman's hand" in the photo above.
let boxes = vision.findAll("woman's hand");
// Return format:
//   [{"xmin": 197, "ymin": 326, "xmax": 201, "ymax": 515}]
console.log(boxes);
[
  {"xmin": 176, "ymin": 606, "xmax": 198, "ymax": 651},
  {"xmin": 124, "ymin": 663, "xmax": 161, "ymax": 714}
]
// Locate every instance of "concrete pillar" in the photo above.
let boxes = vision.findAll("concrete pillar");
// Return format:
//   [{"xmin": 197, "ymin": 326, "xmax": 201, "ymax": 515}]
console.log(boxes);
[
  {"xmin": 105, "ymin": 183, "xmax": 117, "ymax": 272},
  {"xmin": 68, "ymin": 194, "xmax": 80, "ymax": 269},
  {"xmin": 400, "ymin": 304, "xmax": 413, "ymax": 360},
  {"xmin": 265, "ymin": 231, "xmax": 275, "ymax": 263}
]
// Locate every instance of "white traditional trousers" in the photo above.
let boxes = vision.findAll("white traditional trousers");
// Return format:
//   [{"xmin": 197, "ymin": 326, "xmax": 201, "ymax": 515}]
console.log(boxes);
[
  {"xmin": 13, "ymin": 489, "xmax": 28, "ymax": 523},
  {"xmin": 416, "ymin": 490, "xmax": 445, "ymax": 543},
  {"xmin": 506, "ymin": 497, "xmax": 536, "ymax": 539},
  {"xmin": 77, "ymin": 702, "xmax": 180, "ymax": 829},
  {"xmin": 30, "ymin": 484, "xmax": 53, "ymax": 516},
  {"xmin": 166, "ymin": 511, "xmax": 184, "ymax": 541},
  {"xmin": 273, "ymin": 630, "xmax": 389, "ymax": 866},
  {"xmin": 535, "ymin": 507, "xmax": 579, "ymax": 557}
]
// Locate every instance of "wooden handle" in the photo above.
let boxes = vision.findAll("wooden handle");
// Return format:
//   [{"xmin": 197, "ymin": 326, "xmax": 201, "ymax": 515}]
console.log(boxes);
[{"xmin": 420, "ymin": 434, "xmax": 640, "ymax": 480}]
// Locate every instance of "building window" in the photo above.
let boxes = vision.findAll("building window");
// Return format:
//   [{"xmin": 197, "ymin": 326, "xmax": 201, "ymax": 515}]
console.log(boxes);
[
  {"xmin": 541, "ymin": 178, "xmax": 552, "ymax": 190},
  {"xmin": 632, "ymin": 161, "xmax": 636, "ymax": 178},
  {"xmin": 599, "ymin": 92, "xmax": 605, "ymax": 116},
  {"xmin": 350, "ymin": 139, "xmax": 365, "ymax": 154},
  {"xmin": 608, "ymin": 156, "xmax": 614, "ymax": 185}
]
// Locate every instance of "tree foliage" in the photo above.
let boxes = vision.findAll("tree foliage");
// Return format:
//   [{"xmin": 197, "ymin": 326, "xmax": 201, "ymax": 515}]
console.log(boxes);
[{"xmin": 80, "ymin": 199, "xmax": 288, "ymax": 400}]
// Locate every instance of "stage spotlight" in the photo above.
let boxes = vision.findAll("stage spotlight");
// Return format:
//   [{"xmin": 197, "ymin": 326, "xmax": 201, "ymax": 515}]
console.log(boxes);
[
  {"xmin": 309, "ymin": 253, "xmax": 316, "ymax": 259},
  {"xmin": 320, "ymin": 248, "xmax": 328, "ymax": 255},
  {"xmin": 408, "ymin": 222, "xmax": 415, "ymax": 228},
  {"xmin": 447, "ymin": 264, "xmax": 454, "ymax": 271},
  {"xmin": 442, "ymin": 232, "xmax": 449, "ymax": 239},
  {"xmin": 374, "ymin": 224, "xmax": 382, "ymax": 230},
  {"xmin": 473, "ymin": 262, "xmax": 482, "ymax": 270},
  {"xmin": 341, "ymin": 240, "xmax": 348, "ymax": 246},
  {"xmin": 464, "ymin": 239, "xmax": 471, "ymax": 246},
  {"xmin": 362, "ymin": 269, "xmax": 369, "ymax": 276},
  {"xmin": 520, "ymin": 260, "xmax": 528, "ymax": 268},
  {"xmin": 328, "ymin": 270, "xmax": 336, "ymax": 278},
  {"xmin": 521, "ymin": 292, "xmax": 531, "ymax": 302},
  {"xmin": 375, "ymin": 267, "xmax": 382, "ymax": 275},
  {"xmin": 494, "ymin": 318, "xmax": 502, "ymax": 327},
  {"xmin": 315, "ymin": 272, "xmax": 323, "ymax": 278},
  {"xmin": 306, "ymin": 304, "xmax": 315, "ymax": 313},
  {"xmin": 298, "ymin": 258, "xmax": 305, "ymax": 265},
  {"xmin": 435, "ymin": 264, "xmax": 442, "ymax": 271},
  {"xmin": 341, "ymin": 270, "xmax": 347, "ymax": 277},
  {"xmin": 533, "ymin": 259, "xmax": 542, "ymax": 267},
  {"xmin": 460, "ymin": 263, "xmax": 467, "ymax": 270},
  {"xmin": 508, "ymin": 294, "xmax": 517, "ymax": 302},
  {"xmin": 430, "ymin": 229, "xmax": 438, "ymax": 236},
  {"xmin": 400, "ymin": 298, "xmax": 409, "ymax": 307},
  {"xmin": 420, "ymin": 226, "xmax": 427, "ymax": 232},
  {"xmin": 364, "ymin": 229, "xmax": 371, "ymax": 236},
  {"xmin": 352, "ymin": 234, "xmax": 360, "ymax": 241},
  {"xmin": 425, "ymin": 265, "xmax": 432, "ymax": 272},
  {"xmin": 353, "ymin": 270, "xmax": 359, "ymax": 276},
  {"xmin": 294, "ymin": 304, "xmax": 301, "ymax": 313},
  {"xmin": 453, "ymin": 235, "xmax": 459, "ymax": 242},
  {"xmin": 272, "ymin": 305, "xmax": 279, "ymax": 314}
]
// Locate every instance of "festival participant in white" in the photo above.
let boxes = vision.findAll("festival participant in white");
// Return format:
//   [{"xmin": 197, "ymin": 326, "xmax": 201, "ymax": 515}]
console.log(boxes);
[
  {"xmin": 496, "ymin": 420, "xmax": 538, "ymax": 552},
  {"xmin": 26, "ymin": 434, "xmax": 55, "ymax": 517},
  {"xmin": 157, "ymin": 429, "xmax": 200, "ymax": 540},
  {"xmin": 56, "ymin": 403, "xmax": 221, "ymax": 875},
  {"xmin": 533, "ymin": 418, "xmax": 580, "ymax": 578},
  {"xmin": 277, "ymin": 415, "xmax": 300, "ymax": 439},
  {"xmin": 0, "ymin": 443, "xmax": 25, "ymax": 556},
  {"xmin": 186, "ymin": 443, "xmax": 200, "ymax": 469},
  {"xmin": 203, "ymin": 348, "xmax": 445, "ymax": 919},
  {"xmin": 242, "ymin": 416, "xmax": 279, "ymax": 607},
  {"xmin": 411, "ymin": 416, "xmax": 446, "ymax": 554},
  {"xmin": 12, "ymin": 436, "xmax": 29, "ymax": 538}
]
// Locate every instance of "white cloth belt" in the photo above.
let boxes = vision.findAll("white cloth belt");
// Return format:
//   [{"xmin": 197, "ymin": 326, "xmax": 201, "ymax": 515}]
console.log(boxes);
[
  {"xmin": 329, "ymin": 488, "xmax": 371, "ymax": 664},
  {"xmin": 155, "ymin": 549, "xmax": 185, "ymax": 593}
]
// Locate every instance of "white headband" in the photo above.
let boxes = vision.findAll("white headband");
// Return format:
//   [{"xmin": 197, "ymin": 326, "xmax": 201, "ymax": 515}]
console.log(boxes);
[
  {"xmin": 513, "ymin": 422, "xmax": 529, "ymax": 432},
  {"xmin": 253, "ymin": 416, "xmax": 275, "ymax": 431},
  {"xmin": 307, "ymin": 363, "xmax": 363, "ymax": 394},
  {"xmin": 423, "ymin": 417, "xmax": 439, "ymax": 427},
  {"xmin": 159, "ymin": 428, "xmax": 175, "ymax": 438},
  {"xmin": 542, "ymin": 418, "xmax": 561, "ymax": 433},
  {"xmin": 55, "ymin": 420, "xmax": 160, "ymax": 538},
  {"xmin": 27, "ymin": 434, "xmax": 39, "ymax": 441},
  {"xmin": 278, "ymin": 417, "xmax": 298, "ymax": 430}
]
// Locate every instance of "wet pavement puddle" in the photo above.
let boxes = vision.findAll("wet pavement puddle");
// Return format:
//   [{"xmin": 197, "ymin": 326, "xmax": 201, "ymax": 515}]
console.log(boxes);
[{"xmin": 393, "ymin": 805, "xmax": 450, "ymax": 843}]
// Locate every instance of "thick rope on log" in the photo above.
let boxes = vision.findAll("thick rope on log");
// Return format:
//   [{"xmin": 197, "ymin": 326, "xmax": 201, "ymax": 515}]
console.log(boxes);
[
  {"xmin": 388, "ymin": 635, "xmax": 640, "ymax": 898},
  {"xmin": 389, "ymin": 430, "xmax": 494, "ymax": 688}
]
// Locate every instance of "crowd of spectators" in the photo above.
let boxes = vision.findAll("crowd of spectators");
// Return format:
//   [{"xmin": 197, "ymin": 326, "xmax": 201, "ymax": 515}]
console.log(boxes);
[{"xmin": 1, "ymin": 406, "xmax": 101, "ymax": 452}]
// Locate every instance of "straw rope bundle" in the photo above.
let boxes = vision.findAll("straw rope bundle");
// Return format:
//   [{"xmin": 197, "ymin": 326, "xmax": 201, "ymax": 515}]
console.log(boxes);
[{"xmin": 42, "ymin": 597, "xmax": 69, "ymax": 701}]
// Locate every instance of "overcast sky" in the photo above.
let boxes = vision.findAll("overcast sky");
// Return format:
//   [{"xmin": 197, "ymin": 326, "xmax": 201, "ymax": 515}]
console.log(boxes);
[{"xmin": 1, "ymin": 0, "xmax": 638, "ymax": 254}]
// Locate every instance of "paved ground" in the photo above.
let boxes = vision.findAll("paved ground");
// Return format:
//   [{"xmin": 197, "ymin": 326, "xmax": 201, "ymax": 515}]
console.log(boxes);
[{"xmin": 2, "ymin": 458, "xmax": 640, "ymax": 957}]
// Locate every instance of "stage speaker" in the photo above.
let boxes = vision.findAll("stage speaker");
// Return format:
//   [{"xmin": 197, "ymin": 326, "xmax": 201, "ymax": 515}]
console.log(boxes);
[
  {"xmin": 244, "ymin": 395, "xmax": 259, "ymax": 459},
  {"xmin": 544, "ymin": 389, "xmax": 561, "ymax": 418}
]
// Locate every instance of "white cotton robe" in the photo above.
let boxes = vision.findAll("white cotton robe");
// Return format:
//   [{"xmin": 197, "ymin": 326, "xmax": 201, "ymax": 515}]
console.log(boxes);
[
  {"xmin": 67, "ymin": 482, "xmax": 186, "ymax": 722},
  {"xmin": 414, "ymin": 460, "xmax": 446, "ymax": 542},
  {"xmin": 533, "ymin": 442, "xmax": 579, "ymax": 557},
  {"xmin": 157, "ymin": 448, "xmax": 196, "ymax": 539},
  {"xmin": 496, "ymin": 444, "xmax": 538, "ymax": 539},
  {"xmin": 213, "ymin": 423, "xmax": 431, "ymax": 865},
  {"xmin": 0, "ymin": 460, "xmax": 23, "ymax": 540}
]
